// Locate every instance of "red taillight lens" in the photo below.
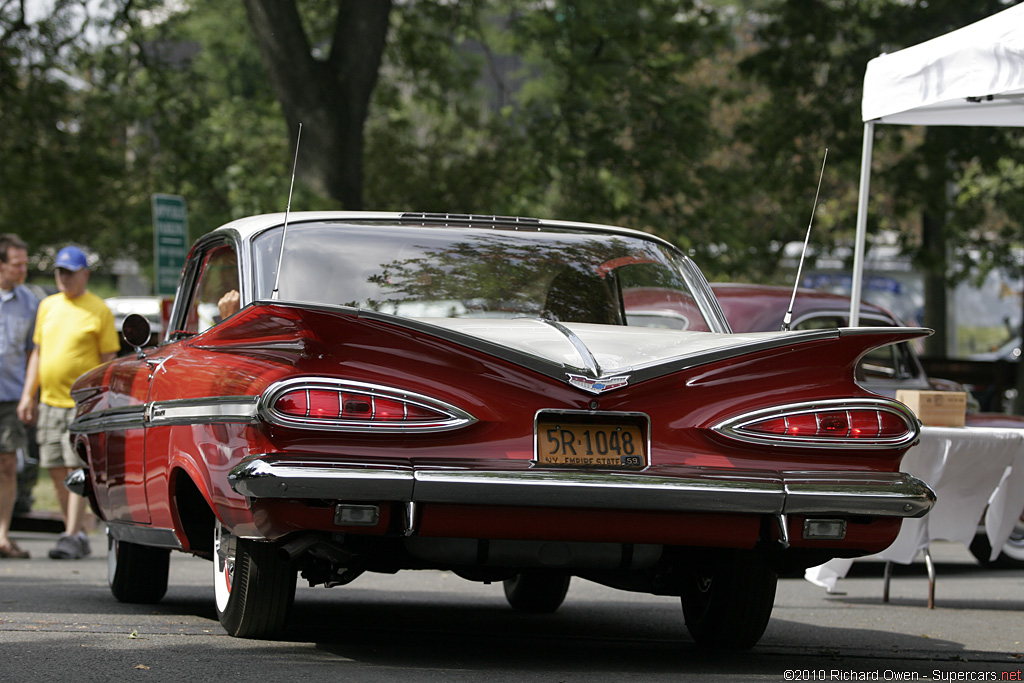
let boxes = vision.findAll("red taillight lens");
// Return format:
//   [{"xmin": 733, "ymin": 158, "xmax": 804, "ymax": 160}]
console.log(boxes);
[
  {"xmin": 371, "ymin": 397, "xmax": 405, "ymax": 421},
  {"xmin": 716, "ymin": 400, "xmax": 917, "ymax": 449},
  {"xmin": 817, "ymin": 411, "xmax": 850, "ymax": 436},
  {"xmin": 273, "ymin": 388, "xmax": 450, "ymax": 424},
  {"xmin": 264, "ymin": 380, "xmax": 475, "ymax": 433},
  {"xmin": 341, "ymin": 393, "xmax": 373, "ymax": 418},
  {"xmin": 308, "ymin": 389, "xmax": 340, "ymax": 418},
  {"xmin": 784, "ymin": 413, "xmax": 819, "ymax": 436},
  {"xmin": 849, "ymin": 411, "xmax": 881, "ymax": 438},
  {"xmin": 741, "ymin": 409, "xmax": 910, "ymax": 441},
  {"xmin": 878, "ymin": 411, "xmax": 910, "ymax": 438},
  {"xmin": 746, "ymin": 416, "xmax": 788, "ymax": 435},
  {"xmin": 275, "ymin": 390, "xmax": 308, "ymax": 417}
]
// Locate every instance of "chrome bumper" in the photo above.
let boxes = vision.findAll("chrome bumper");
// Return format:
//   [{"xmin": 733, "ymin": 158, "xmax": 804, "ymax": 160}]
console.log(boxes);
[{"xmin": 228, "ymin": 457, "xmax": 935, "ymax": 519}]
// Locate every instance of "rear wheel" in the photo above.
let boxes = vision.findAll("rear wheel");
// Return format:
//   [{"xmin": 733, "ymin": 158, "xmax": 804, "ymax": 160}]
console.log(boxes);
[
  {"xmin": 108, "ymin": 534, "xmax": 170, "ymax": 604},
  {"xmin": 681, "ymin": 550, "xmax": 777, "ymax": 650},
  {"xmin": 213, "ymin": 519, "xmax": 296, "ymax": 638},
  {"xmin": 503, "ymin": 571, "xmax": 571, "ymax": 613},
  {"xmin": 970, "ymin": 514, "xmax": 1024, "ymax": 568}
]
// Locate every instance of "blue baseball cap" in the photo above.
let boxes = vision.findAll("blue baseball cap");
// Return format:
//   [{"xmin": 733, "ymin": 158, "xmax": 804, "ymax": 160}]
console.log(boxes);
[{"xmin": 54, "ymin": 246, "xmax": 89, "ymax": 272}]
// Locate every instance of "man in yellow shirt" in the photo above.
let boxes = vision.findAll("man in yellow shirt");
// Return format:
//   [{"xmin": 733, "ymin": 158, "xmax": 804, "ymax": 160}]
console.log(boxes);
[{"xmin": 17, "ymin": 246, "xmax": 119, "ymax": 560}]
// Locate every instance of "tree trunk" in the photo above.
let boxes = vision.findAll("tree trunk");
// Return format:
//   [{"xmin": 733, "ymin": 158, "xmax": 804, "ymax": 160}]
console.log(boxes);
[{"xmin": 243, "ymin": 0, "xmax": 392, "ymax": 209}]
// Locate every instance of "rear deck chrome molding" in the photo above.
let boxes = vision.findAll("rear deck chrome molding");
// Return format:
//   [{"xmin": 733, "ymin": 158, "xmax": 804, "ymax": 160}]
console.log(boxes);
[
  {"xmin": 541, "ymin": 319, "xmax": 602, "ymax": 376},
  {"xmin": 228, "ymin": 457, "xmax": 935, "ymax": 520}
]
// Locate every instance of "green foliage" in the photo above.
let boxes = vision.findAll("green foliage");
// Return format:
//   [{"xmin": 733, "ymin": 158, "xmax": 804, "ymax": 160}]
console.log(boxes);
[
  {"xmin": 508, "ymin": 2, "xmax": 729, "ymax": 235},
  {"xmin": 3, "ymin": 0, "xmax": 1024, "ymax": 296},
  {"xmin": 0, "ymin": 1, "xmax": 129, "ymax": 265},
  {"xmin": 738, "ymin": 0, "xmax": 1024, "ymax": 281},
  {"xmin": 368, "ymin": 0, "xmax": 734, "ymax": 273},
  {"xmin": 0, "ymin": 0, "xmax": 311, "ymax": 285}
]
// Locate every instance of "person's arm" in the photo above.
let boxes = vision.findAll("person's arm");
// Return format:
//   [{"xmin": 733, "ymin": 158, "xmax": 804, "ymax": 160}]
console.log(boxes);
[
  {"xmin": 100, "ymin": 352, "xmax": 116, "ymax": 364},
  {"xmin": 17, "ymin": 347, "xmax": 40, "ymax": 425},
  {"xmin": 218, "ymin": 289, "xmax": 240, "ymax": 320}
]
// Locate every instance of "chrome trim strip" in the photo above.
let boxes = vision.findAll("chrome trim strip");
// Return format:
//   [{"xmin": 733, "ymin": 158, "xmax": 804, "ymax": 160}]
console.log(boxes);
[
  {"xmin": 191, "ymin": 340, "xmax": 308, "ymax": 353},
  {"xmin": 228, "ymin": 458, "xmax": 415, "ymax": 500},
  {"xmin": 148, "ymin": 396, "xmax": 261, "ymax": 426},
  {"xmin": 404, "ymin": 501, "xmax": 418, "ymax": 536},
  {"xmin": 259, "ymin": 377, "xmax": 477, "ymax": 433},
  {"xmin": 839, "ymin": 326, "xmax": 932, "ymax": 338},
  {"xmin": 775, "ymin": 513, "xmax": 790, "ymax": 548},
  {"xmin": 541, "ymin": 320, "xmax": 601, "ymax": 375},
  {"xmin": 70, "ymin": 405, "xmax": 146, "ymax": 434},
  {"xmin": 712, "ymin": 398, "xmax": 920, "ymax": 449},
  {"xmin": 228, "ymin": 457, "xmax": 935, "ymax": 519},
  {"xmin": 410, "ymin": 469, "xmax": 783, "ymax": 513},
  {"xmin": 71, "ymin": 397, "xmax": 261, "ymax": 433},
  {"xmin": 71, "ymin": 381, "xmax": 473, "ymax": 435},
  {"xmin": 782, "ymin": 471, "xmax": 935, "ymax": 518},
  {"xmin": 106, "ymin": 521, "xmax": 183, "ymax": 550}
]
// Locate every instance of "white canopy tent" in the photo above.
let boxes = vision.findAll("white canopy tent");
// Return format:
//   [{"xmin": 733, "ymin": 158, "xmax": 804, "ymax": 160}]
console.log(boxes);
[{"xmin": 850, "ymin": 3, "xmax": 1024, "ymax": 324}]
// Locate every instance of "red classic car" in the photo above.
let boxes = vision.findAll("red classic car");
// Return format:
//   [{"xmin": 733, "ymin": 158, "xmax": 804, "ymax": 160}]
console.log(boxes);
[{"xmin": 68, "ymin": 212, "xmax": 934, "ymax": 648}]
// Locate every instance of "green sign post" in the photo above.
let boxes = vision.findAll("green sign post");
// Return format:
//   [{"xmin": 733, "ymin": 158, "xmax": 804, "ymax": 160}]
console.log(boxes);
[{"xmin": 152, "ymin": 194, "xmax": 188, "ymax": 296}]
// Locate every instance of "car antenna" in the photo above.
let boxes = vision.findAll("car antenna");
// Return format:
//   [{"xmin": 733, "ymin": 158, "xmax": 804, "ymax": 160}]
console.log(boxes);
[
  {"xmin": 271, "ymin": 122, "xmax": 303, "ymax": 300},
  {"xmin": 781, "ymin": 148, "xmax": 828, "ymax": 331}
]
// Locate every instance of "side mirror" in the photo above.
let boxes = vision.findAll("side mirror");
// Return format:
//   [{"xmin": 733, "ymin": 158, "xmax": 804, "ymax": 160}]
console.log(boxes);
[{"xmin": 121, "ymin": 313, "xmax": 152, "ymax": 357}]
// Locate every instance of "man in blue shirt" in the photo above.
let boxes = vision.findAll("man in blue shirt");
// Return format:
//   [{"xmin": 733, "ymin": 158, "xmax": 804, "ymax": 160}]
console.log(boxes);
[{"xmin": 0, "ymin": 234, "xmax": 38, "ymax": 559}]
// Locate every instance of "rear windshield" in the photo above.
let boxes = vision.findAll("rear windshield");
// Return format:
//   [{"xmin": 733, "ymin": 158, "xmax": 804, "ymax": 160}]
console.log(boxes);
[{"xmin": 252, "ymin": 221, "xmax": 717, "ymax": 331}]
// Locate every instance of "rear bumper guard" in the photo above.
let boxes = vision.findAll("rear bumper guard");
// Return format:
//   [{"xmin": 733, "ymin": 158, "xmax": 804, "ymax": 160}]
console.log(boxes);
[{"xmin": 228, "ymin": 457, "xmax": 935, "ymax": 520}]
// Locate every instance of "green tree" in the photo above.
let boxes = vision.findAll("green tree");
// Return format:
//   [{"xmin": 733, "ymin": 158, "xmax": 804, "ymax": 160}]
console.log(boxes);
[
  {"xmin": 505, "ymin": 1, "xmax": 729, "ymax": 243},
  {"xmin": 0, "ymin": 1, "xmax": 130, "ymax": 267}
]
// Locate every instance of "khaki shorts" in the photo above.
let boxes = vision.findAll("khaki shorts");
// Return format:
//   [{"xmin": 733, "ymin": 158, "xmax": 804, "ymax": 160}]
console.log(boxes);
[
  {"xmin": 37, "ymin": 403, "xmax": 83, "ymax": 469},
  {"xmin": 0, "ymin": 401, "xmax": 27, "ymax": 454}
]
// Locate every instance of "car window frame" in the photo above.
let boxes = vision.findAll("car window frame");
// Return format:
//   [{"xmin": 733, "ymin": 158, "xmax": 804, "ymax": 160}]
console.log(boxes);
[{"xmin": 166, "ymin": 235, "xmax": 242, "ymax": 340}]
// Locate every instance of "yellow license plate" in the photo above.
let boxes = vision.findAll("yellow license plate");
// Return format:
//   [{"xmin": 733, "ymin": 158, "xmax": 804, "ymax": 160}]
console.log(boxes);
[{"xmin": 536, "ymin": 421, "xmax": 647, "ymax": 469}]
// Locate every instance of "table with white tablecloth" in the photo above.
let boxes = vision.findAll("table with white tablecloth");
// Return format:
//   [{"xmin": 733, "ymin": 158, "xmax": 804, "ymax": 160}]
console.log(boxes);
[{"xmin": 805, "ymin": 426, "xmax": 1024, "ymax": 595}]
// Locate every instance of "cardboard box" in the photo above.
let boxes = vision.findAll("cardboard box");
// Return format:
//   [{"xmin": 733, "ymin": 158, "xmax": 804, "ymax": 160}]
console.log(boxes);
[{"xmin": 895, "ymin": 390, "xmax": 967, "ymax": 427}]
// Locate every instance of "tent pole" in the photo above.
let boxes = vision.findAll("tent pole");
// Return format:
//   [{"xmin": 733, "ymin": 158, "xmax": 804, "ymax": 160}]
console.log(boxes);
[{"xmin": 850, "ymin": 121, "xmax": 875, "ymax": 326}]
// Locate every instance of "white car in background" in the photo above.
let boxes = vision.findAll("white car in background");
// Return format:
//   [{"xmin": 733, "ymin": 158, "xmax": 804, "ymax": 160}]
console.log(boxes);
[{"xmin": 105, "ymin": 296, "xmax": 166, "ymax": 350}]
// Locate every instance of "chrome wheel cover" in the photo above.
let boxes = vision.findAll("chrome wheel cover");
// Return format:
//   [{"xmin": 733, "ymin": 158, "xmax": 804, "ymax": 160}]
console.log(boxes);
[
  {"xmin": 213, "ymin": 520, "xmax": 236, "ymax": 613},
  {"xmin": 1003, "ymin": 517, "xmax": 1024, "ymax": 562}
]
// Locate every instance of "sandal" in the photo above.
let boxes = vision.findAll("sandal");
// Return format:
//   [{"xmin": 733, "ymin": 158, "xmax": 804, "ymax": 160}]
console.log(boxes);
[{"xmin": 0, "ymin": 541, "xmax": 30, "ymax": 559}]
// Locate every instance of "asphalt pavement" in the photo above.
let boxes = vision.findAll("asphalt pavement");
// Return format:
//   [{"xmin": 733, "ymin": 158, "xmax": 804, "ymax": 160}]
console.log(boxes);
[{"xmin": 0, "ymin": 529, "xmax": 1021, "ymax": 682}]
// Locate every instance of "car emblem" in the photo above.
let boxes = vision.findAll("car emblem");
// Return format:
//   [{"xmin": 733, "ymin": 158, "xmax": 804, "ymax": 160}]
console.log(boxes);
[{"xmin": 566, "ymin": 373, "xmax": 630, "ymax": 394}]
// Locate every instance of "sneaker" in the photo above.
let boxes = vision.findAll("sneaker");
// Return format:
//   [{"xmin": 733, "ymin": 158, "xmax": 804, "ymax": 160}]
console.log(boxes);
[{"xmin": 48, "ymin": 533, "xmax": 91, "ymax": 560}]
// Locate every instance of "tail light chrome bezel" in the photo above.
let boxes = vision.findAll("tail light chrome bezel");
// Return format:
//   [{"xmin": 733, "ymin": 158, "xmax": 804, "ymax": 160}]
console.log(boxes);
[
  {"xmin": 713, "ymin": 398, "xmax": 919, "ymax": 449},
  {"xmin": 260, "ymin": 377, "xmax": 476, "ymax": 433}
]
